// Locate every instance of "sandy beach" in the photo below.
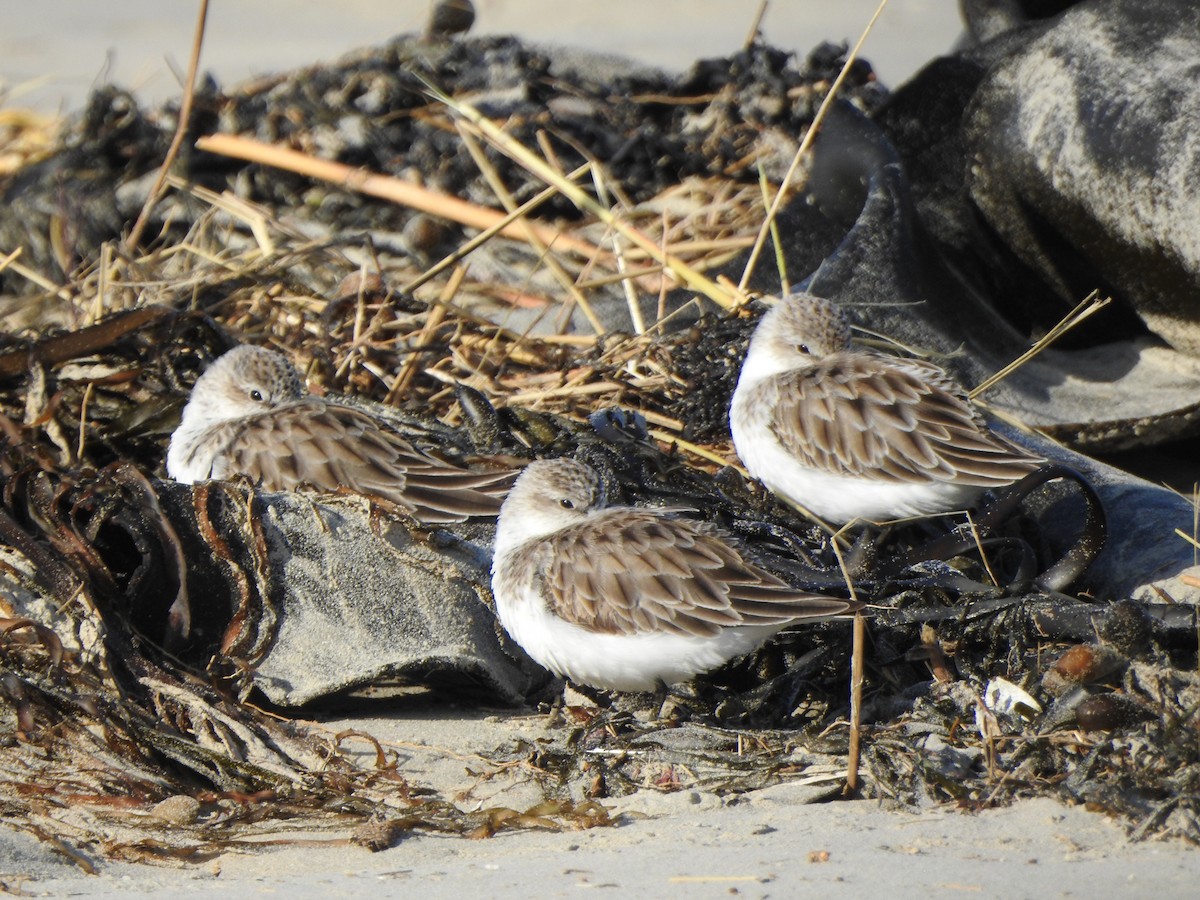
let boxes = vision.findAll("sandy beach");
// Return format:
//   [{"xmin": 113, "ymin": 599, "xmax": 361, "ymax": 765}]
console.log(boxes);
[
  {"xmin": 6, "ymin": 702, "xmax": 1200, "ymax": 896},
  {"xmin": 2, "ymin": 3, "xmax": 1199, "ymax": 896},
  {"xmin": 4, "ymin": 692, "xmax": 1200, "ymax": 896},
  {"xmin": 11, "ymin": 799, "xmax": 1200, "ymax": 897}
]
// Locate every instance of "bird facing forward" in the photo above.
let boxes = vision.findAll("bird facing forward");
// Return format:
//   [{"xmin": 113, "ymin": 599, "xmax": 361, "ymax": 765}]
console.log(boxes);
[{"xmin": 490, "ymin": 457, "xmax": 859, "ymax": 692}]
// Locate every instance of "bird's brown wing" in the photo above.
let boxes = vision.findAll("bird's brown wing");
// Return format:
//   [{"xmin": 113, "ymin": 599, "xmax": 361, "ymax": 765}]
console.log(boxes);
[
  {"xmin": 765, "ymin": 354, "xmax": 1042, "ymax": 485},
  {"xmin": 519, "ymin": 508, "xmax": 857, "ymax": 637},
  {"xmin": 209, "ymin": 400, "xmax": 515, "ymax": 522}
]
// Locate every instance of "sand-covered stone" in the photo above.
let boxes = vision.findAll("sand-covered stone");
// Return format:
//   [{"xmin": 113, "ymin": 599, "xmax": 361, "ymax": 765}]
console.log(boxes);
[{"xmin": 152, "ymin": 480, "xmax": 538, "ymax": 707}]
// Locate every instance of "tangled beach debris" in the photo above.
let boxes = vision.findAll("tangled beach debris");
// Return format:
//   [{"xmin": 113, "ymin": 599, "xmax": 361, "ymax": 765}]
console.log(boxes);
[{"xmin": 1, "ymin": 6, "xmax": 1199, "ymax": 867}]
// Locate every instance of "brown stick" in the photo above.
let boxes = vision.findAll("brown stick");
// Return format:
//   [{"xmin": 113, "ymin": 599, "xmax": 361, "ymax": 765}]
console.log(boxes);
[
  {"xmin": 0, "ymin": 306, "xmax": 171, "ymax": 379},
  {"xmin": 193, "ymin": 133, "xmax": 605, "ymax": 261},
  {"xmin": 845, "ymin": 610, "xmax": 866, "ymax": 795}
]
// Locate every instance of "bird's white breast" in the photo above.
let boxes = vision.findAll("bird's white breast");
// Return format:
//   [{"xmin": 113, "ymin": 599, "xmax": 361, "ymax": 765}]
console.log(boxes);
[{"xmin": 493, "ymin": 556, "xmax": 779, "ymax": 691}]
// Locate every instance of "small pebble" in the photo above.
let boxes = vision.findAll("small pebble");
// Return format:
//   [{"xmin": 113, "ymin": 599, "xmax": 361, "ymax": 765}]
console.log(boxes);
[
  {"xmin": 1042, "ymin": 643, "xmax": 1126, "ymax": 695},
  {"xmin": 1074, "ymin": 693, "xmax": 1154, "ymax": 731},
  {"xmin": 149, "ymin": 795, "xmax": 201, "ymax": 826}
]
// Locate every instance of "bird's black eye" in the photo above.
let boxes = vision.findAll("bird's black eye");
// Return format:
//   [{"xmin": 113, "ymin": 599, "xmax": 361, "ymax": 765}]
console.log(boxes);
[
  {"xmin": 560, "ymin": 498, "xmax": 575, "ymax": 510},
  {"xmin": 250, "ymin": 389, "xmax": 265, "ymax": 402},
  {"xmin": 797, "ymin": 343, "xmax": 811, "ymax": 355}
]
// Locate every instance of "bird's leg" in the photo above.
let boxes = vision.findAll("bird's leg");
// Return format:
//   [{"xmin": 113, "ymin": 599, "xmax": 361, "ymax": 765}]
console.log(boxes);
[{"xmin": 543, "ymin": 689, "xmax": 568, "ymax": 727}]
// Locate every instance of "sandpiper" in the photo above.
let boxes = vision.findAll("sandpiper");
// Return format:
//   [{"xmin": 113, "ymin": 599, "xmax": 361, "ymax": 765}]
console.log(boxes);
[
  {"xmin": 167, "ymin": 345, "xmax": 513, "ymax": 523},
  {"xmin": 490, "ymin": 457, "xmax": 859, "ymax": 692},
  {"xmin": 729, "ymin": 292, "xmax": 1043, "ymax": 524}
]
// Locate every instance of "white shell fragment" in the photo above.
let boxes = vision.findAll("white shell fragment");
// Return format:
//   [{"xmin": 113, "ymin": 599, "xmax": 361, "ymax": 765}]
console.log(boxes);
[{"xmin": 984, "ymin": 676, "xmax": 1044, "ymax": 721}]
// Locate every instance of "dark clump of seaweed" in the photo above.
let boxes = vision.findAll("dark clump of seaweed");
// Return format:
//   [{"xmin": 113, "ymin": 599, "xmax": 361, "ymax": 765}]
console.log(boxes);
[{"xmin": 0, "ymin": 441, "xmax": 620, "ymax": 866}]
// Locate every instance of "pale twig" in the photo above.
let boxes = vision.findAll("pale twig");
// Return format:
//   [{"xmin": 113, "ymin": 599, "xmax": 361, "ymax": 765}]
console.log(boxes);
[
  {"xmin": 829, "ymin": 533, "xmax": 865, "ymax": 795},
  {"xmin": 619, "ymin": 236, "xmax": 756, "ymax": 259},
  {"xmin": 90, "ymin": 243, "xmax": 110, "ymax": 325},
  {"xmin": 743, "ymin": 1, "xmax": 770, "ymax": 49},
  {"xmin": 737, "ymin": 0, "xmax": 891, "ymax": 292},
  {"xmin": 503, "ymin": 380, "xmax": 624, "ymax": 405},
  {"xmin": 851, "ymin": 320, "xmax": 963, "ymax": 360},
  {"xmin": 194, "ymin": 133, "xmax": 605, "ymax": 261},
  {"xmin": 845, "ymin": 611, "xmax": 866, "ymax": 794},
  {"xmin": 577, "ymin": 267, "xmax": 663, "ymax": 290},
  {"xmin": 3, "ymin": 257, "xmax": 72, "ymax": 300},
  {"xmin": 657, "ymin": 208, "xmax": 671, "ymax": 322},
  {"xmin": 521, "ymin": 333, "xmax": 598, "ymax": 347},
  {"xmin": 756, "ymin": 162, "xmax": 788, "ymax": 295},
  {"xmin": 1174, "ymin": 528, "xmax": 1200, "ymax": 552},
  {"xmin": 0, "ymin": 247, "xmax": 22, "ymax": 275},
  {"xmin": 388, "ymin": 276, "xmax": 455, "ymax": 403},
  {"xmin": 333, "ymin": 261, "xmax": 372, "ymax": 381},
  {"xmin": 969, "ymin": 290, "xmax": 1112, "ymax": 399},
  {"xmin": 592, "ymin": 165, "xmax": 645, "ymax": 334},
  {"xmin": 646, "ymin": 429, "xmax": 738, "ymax": 469},
  {"xmin": 126, "ymin": 0, "xmax": 209, "ymax": 253},
  {"xmin": 76, "ymin": 382, "xmax": 94, "ymax": 461},
  {"xmin": 965, "ymin": 510, "xmax": 1000, "ymax": 587},
  {"xmin": 635, "ymin": 410, "xmax": 684, "ymax": 431}
]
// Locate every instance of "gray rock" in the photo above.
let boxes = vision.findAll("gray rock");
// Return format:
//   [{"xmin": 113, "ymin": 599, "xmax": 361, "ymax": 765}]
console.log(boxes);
[
  {"xmin": 249, "ymin": 492, "xmax": 534, "ymax": 706},
  {"xmin": 799, "ymin": 100, "xmax": 1200, "ymax": 454},
  {"xmin": 966, "ymin": 0, "xmax": 1200, "ymax": 355},
  {"xmin": 153, "ymin": 481, "xmax": 539, "ymax": 707}
]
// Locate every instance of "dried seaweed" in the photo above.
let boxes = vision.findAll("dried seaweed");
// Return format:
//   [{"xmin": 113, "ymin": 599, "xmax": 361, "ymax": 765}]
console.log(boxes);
[{"xmin": 0, "ymin": 450, "xmax": 618, "ymax": 862}]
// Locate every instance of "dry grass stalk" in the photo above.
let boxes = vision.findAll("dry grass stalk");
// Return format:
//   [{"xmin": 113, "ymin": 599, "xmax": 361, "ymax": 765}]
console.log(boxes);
[
  {"xmin": 126, "ymin": 0, "xmax": 210, "ymax": 252},
  {"xmin": 845, "ymin": 611, "xmax": 866, "ymax": 794},
  {"xmin": 0, "ymin": 105, "xmax": 62, "ymax": 175},
  {"xmin": 737, "ymin": 0, "xmax": 892, "ymax": 292},
  {"xmin": 743, "ymin": 1, "xmax": 770, "ymax": 49},
  {"xmin": 457, "ymin": 124, "xmax": 604, "ymax": 334},
  {"xmin": 0, "ymin": 247, "xmax": 21, "ymax": 275},
  {"xmin": 646, "ymin": 430, "xmax": 736, "ymax": 468},
  {"xmin": 827, "ymin": 532, "xmax": 866, "ymax": 794},
  {"xmin": 402, "ymin": 162, "xmax": 592, "ymax": 294},
  {"xmin": 1174, "ymin": 528, "xmax": 1200, "ymax": 552},
  {"xmin": 590, "ymin": 165, "xmax": 646, "ymax": 334},
  {"xmin": 969, "ymin": 290, "xmax": 1112, "ymax": 399},
  {"xmin": 757, "ymin": 163, "xmax": 789, "ymax": 295},
  {"xmin": 427, "ymin": 83, "xmax": 746, "ymax": 311},
  {"xmin": 388, "ymin": 276, "xmax": 455, "ymax": 403},
  {"xmin": 965, "ymin": 510, "xmax": 1000, "ymax": 587},
  {"xmin": 165, "ymin": 174, "xmax": 279, "ymax": 256},
  {"xmin": 2, "ymin": 253, "xmax": 72, "ymax": 300}
]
